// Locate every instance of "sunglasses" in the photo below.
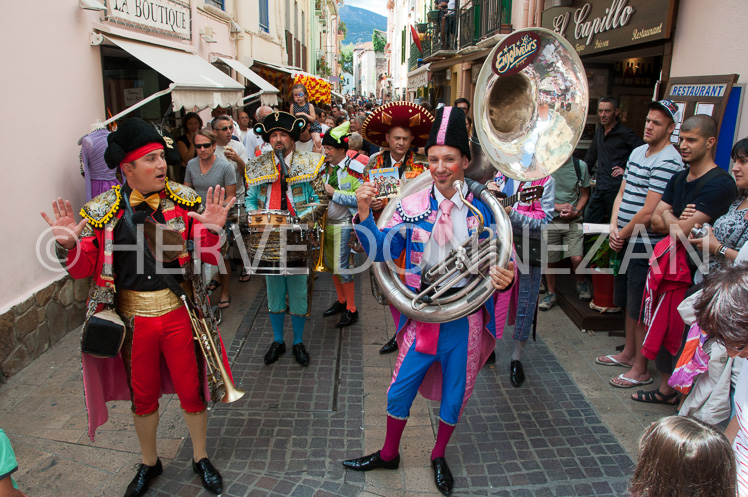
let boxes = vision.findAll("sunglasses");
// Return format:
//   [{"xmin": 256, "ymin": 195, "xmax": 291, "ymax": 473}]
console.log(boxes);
[
  {"xmin": 217, "ymin": 126, "xmax": 233, "ymax": 132},
  {"xmin": 295, "ymin": 93, "xmax": 305, "ymax": 97},
  {"xmin": 195, "ymin": 143, "xmax": 213, "ymax": 149}
]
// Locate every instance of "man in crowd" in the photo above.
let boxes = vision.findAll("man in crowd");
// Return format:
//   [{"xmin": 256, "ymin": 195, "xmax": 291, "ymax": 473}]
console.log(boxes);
[
  {"xmin": 594, "ymin": 100, "xmax": 684, "ymax": 388},
  {"xmin": 212, "ymin": 115, "xmax": 248, "ymax": 205},
  {"xmin": 623, "ymin": 114, "xmax": 737, "ymax": 403},
  {"xmin": 41, "ymin": 118, "xmax": 235, "ymax": 496},
  {"xmin": 453, "ymin": 97, "xmax": 470, "ymax": 116},
  {"xmin": 237, "ymin": 111, "xmax": 251, "ymax": 144},
  {"xmin": 343, "ymin": 106, "xmax": 516, "ymax": 496},
  {"xmin": 205, "ymin": 106, "xmax": 240, "ymax": 139},
  {"xmin": 350, "ymin": 115, "xmax": 380, "ymax": 163},
  {"xmin": 246, "ymin": 112, "xmax": 327, "ymax": 367},
  {"xmin": 321, "ymin": 122, "xmax": 366, "ymax": 328},
  {"xmin": 361, "ymin": 101, "xmax": 434, "ymax": 353},
  {"xmin": 245, "ymin": 106, "xmax": 274, "ymax": 156},
  {"xmin": 585, "ymin": 96, "xmax": 644, "ymax": 223},
  {"xmin": 540, "ymin": 155, "xmax": 591, "ymax": 310}
]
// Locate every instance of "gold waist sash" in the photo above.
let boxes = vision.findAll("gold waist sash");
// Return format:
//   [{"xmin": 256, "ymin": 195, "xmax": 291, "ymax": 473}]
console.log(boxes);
[{"xmin": 117, "ymin": 282, "xmax": 192, "ymax": 318}]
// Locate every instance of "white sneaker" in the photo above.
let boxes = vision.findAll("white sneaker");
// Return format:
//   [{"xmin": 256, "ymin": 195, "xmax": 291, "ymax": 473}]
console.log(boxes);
[
  {"xmin": 576, "ymin": 281, "xmax": 592, "ymax": 302},
  {"xmin": 539, "ymin": 293, "xmax": 557, "ymax": 311}
]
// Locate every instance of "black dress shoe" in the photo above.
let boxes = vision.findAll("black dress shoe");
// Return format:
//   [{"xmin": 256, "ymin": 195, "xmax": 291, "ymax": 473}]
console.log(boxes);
[
  {"xmin": 124, "ymin": 459, "xmax": 163, "ymax": 497},
  {"xmin": 292, "ymin": 343, "xmax": 310, "ymax": 367},
  {"xmin": 264, "ymin": 341, "xmax": 286, "ymax": 365},
  {"xmin": 323, "ymin": 300, "xmax": 347, "ymax": 317},
  {"xmin": 485, "ymin": 350, "xmax": 496, "ymax": 364},
  {"xmin": 510, "ymin": 360, "xmax": 525, "ymax": 387},
  {"xmin": 336, "ymin": 310, "xmax": 359, "ymax": 328},
  {"xmin": 379, "ymin": 335, "xmax": 398, "ymax": 354},
  {"xmin": 192, "ymin": 458, "xmax": 222, "ymax": 494},
  {"xmin": 342, "ymin": 451, "xmax": 400, "ymax": 471},
  {"xmin": 431, "ymin": 457, "xmax": 454, "ymax": 496}
]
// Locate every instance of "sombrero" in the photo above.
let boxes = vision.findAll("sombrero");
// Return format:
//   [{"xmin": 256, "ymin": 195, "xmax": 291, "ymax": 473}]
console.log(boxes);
[{"xmin": 362, "ymin": 101, "xmax": 434, "ymax": 148}]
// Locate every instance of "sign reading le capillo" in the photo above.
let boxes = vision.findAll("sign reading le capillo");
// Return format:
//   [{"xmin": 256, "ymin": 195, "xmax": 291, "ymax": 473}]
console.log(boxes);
[
  {"xmin": 541, "ymin": 0, "xmax": 673, "ymax": 55},
  {"xmin": 107, "ymin": 0, "xmax": 191, "ymax": 39}
]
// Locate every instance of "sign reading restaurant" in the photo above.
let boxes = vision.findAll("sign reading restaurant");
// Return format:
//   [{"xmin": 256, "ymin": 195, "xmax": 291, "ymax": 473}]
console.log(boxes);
[
  {"xmin": 106, "ymin": 0, "xmax": 191, "ymax": 40},
  {"xmin": 541, "ymin": 0, "xmax": 675, "ymax": 55}
]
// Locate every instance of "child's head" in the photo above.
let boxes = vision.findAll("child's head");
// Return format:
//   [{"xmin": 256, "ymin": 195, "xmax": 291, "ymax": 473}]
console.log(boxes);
[
  {"xmin": 292, "ymin": 84, "xmax": 308, "ymax": 105},
  {"xmin": 630, "ymin": 416, "xmax": 736, "ymax": 497}
]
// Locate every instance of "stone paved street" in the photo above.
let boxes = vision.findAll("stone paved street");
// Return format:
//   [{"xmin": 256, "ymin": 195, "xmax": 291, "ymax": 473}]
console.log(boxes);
[{"xmin": 1, "ymin": 270, "xmax": 681, "ymax": 496}]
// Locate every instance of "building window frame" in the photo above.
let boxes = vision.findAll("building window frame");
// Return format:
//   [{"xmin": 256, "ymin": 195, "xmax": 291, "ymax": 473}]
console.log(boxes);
[
  {"xmin": 204, "ymin": 0, "xmax": 224, "ymax": 10},
  {"xmin": 259, "ymin": 0, "xmax": 269, "ymax": 32}
]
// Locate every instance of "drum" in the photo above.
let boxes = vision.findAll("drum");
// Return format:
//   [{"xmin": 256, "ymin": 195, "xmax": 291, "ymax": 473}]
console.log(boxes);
[{"xmin": 243, "ymin": 210, "xmax": 312, "ymax": 274}]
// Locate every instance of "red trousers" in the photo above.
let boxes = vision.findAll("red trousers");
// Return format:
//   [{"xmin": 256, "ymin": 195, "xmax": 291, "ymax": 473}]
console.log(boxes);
[{"xmin": 130, "ymin": 306, "xmax": 204, "ymax": 415}]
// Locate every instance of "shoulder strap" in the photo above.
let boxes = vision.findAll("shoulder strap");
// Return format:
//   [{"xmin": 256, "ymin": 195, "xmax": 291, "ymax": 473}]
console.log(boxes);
[
  {"xmin": 572, "ymin": 157, "xmax": 582, "ymax": 184},
  {"xmin": 693, "ymin": 166, "xmax": 730, "ymax": 199}
]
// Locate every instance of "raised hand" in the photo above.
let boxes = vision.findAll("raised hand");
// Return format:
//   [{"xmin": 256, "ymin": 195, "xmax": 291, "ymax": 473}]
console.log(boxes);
[
  {"xmin": 188, "ymin": 186, "xmax": 236, "ymax": 230},
  {"xmin": 40, "ymin": 198, "xmax": 88, "ymax": 250}
]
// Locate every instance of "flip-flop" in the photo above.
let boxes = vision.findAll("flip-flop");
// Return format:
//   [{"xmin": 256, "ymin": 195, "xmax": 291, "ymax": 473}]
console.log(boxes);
[
  {"xmin": 595, "ymin": 355, "xmax": 633, "ymax": 368},
  {"xmin": 239, "ymin": 270, "xmax": 251, "ymax": 283},
  {"xmin": 631, "ymin": 388, "xmax": 679, "ymax": 405},
  {"xmin": 609, "ymin": 374, "xmax": 653, "ymax": 388},
  {"xmin": 207, "ymin": 280, "xmax": 221, "ymax": 292},
  {"xmin": 217, "ymin": 299, "xmax": 231, "ymax": 309}
]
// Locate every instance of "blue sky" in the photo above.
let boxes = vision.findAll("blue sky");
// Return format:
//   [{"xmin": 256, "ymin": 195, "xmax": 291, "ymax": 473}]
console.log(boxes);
[{"xmin": 343, "ymin": 0, "xmax": 389, "ymax": 17}]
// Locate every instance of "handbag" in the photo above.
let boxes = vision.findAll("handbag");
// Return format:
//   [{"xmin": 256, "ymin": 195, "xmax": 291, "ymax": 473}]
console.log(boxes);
[{"xmin": 81, "ymin": 308, "xmax": 126, "ymax": 358}]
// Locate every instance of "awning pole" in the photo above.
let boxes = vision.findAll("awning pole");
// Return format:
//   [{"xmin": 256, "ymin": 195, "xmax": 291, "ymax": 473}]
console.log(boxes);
[
  {"xmin": 242, "ymin": 90, "xmax": 263, "ymax": 103},
  {"xmin": 96, "ymin": 84, "xmax": 175, "ymax": 128}
]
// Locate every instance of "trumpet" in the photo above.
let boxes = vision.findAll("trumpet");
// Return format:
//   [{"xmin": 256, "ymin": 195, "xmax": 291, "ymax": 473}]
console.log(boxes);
[
  {"xmin": 181, "ymin": 296, "xmax": 245, "ymax": 404},
  {"xmin": 312, "ymin": 211, "xmax": 329, "ymax": 272}
]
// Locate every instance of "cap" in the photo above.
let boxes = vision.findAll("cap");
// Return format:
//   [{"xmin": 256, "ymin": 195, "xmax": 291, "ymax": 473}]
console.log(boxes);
[{"xmin": 649, "ymin": 99, "xmax": 679, "ymax": 122}]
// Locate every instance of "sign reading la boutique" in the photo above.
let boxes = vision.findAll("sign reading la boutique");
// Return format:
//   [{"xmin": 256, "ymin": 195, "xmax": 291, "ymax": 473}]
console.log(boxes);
[
  {"xmin": 107, "ymin": 0, "xmax": 191, "ymax": 40},
  {"xmin": 541, "ymin": 0, "xmax": 675, "ymax": 56}
]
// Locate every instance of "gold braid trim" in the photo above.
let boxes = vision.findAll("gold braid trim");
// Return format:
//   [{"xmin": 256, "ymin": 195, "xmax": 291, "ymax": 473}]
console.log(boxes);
[
  {"xmin": 287, "ymin": 153, "xmax": 326, "ymax": 185},
  {"xmin": 79, "ymin": 185, "xmax": 122, "ymax": 228},
  {"xmin": 164, "ymin": 180, "xmax": 201, "ymax": 208}
]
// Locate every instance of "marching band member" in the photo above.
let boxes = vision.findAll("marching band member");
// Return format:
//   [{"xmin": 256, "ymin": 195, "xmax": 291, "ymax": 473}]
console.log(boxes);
[
  {"xmin": 41, "ymin": 118, "xmax": 235, "ymax": 497},
  {"xmin": 245, "ymin": 112, "xmax": 327, "ymax": 367},
  {"xmin": 321, "ymin": 122, "xmax": 366, "ymax": 328},
  {"xmin": 362, "ymin": 101, "xmax": 433, "ymax": 354},
  {"xmin": 343, "ymin": 107, "xmax": 516, "ymax": 496}
]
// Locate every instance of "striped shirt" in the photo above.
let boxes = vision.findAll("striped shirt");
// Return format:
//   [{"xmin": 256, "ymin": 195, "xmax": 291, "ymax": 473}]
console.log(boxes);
[{"xmin": 617, "ymin": 144, "xmax": 683, "ymax": 243}]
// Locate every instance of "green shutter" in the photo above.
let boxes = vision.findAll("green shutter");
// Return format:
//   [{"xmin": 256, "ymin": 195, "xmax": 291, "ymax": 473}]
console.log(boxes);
[{"xmin": 402, "ymin": 28, "xmax": 406, "ymax": 64}]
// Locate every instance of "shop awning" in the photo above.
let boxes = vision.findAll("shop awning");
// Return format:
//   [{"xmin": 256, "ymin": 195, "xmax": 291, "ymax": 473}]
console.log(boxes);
[
  {"xmin": 407, "ymin": 63, "xmax": 431, "ymax": 89},
  {"xmin": 331, "ymin": 90, "xmax": 344, "ymax": 100},
  {"xmin": 105, "ymin": 36, "xmax": 244, "ymax": 111},
  {"xmin": 252, "ymin": 59, "xmax": 333, "ymax": 104},
  {"xmin": 217, "ymin": 57, "xmax": 279, "ymax": 107}
]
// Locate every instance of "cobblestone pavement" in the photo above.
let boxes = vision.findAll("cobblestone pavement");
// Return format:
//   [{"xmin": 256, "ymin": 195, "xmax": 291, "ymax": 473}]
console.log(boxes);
[{"xmin": 2, "ymin": 270, "xmax": 673, "ymax": 497}]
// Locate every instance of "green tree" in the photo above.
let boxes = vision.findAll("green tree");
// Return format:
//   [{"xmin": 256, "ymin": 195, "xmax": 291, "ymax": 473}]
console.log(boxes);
[
  {"xmin": 339, "ymin": 21, "xmax": 347, "ymax": 38},
  {"xmin": 339, "ymin": 43, "xmax": 354, "ymax": 74},
  {"xmin": 372, "ymin": 30, "xmax": 386, "ymax": 52}
]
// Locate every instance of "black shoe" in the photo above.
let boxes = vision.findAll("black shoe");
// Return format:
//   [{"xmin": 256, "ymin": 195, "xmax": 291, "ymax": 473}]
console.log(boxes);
[
  {"xmin": 336, "ymin": 310, "xmax": 359, "ymax": 328},
  {"xmin": 323, "ymin": 300, "xmax": 347, "ymax": 317},
  {"xmin": 379, "ymin": 335, "xmax": 398, "ymax": 354},
  {"xmin": 431, "ymin": 457, "xmax": 454, "ymax": 496},
  {"xmin": 510, "ymin": 360, "xmax": 525, "ymax": 388},
  {"xmin": 124, "ymin": 459, "xmax": 163, "ymax": 497},
  {"xmin": 192, "ymin": 458, "xmax": 222, "ymax": 494},
  {"xmin": 263, "ymin": 341, "xmax": 286, "ymax": 365},
  {"xmin": 342, "ymin": 451, "xmax": 400, "ymax": 471},
  {"xmin": 484, "ymin": 350, "xmax": 496, "ymax": 365},
  {"xmin": 292, "ymin": 343, "xmax": 310, "ymax": 367}
]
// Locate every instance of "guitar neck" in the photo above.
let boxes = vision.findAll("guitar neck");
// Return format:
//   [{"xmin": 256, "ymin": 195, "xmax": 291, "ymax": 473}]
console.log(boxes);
[{"xmin": 500, "ymin": 191, "xmax": 520, "ymax": 207}]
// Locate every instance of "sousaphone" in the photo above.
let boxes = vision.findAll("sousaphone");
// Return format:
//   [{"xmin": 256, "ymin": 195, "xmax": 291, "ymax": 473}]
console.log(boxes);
[{"xmin": 373, "ymin": 27, "xmax": 589, "ymax": 323}]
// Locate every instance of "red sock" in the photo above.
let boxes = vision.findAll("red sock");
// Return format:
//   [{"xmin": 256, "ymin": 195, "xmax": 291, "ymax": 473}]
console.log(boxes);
[
  {"xmin": 333, "ymin": 277, "xmax": 346, "ymax": 304},
  {"xmin": 380, "ymin": 415, "xmax": 407, "ymax": 461},
  {"xmin": 431, "ymin": 421, "xmax": 455, "ymax": 460},
  {"xmin": 342, "ymin": 282, "xmax": 356, "ymax": 312}
]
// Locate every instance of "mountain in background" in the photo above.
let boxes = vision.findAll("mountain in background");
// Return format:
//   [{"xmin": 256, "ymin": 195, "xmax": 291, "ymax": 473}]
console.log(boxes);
[{"xmin": 339, "ymin": 5, "xmax": 387, "ymax": 45}]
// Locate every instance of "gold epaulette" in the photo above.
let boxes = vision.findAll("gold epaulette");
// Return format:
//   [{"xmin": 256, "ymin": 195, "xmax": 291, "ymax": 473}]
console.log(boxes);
[
  {"xmin": 80, "ymin": 185, "xmax": 122, "ymax": 228},
  {"xmin": 287, "ymin": 151, "xmax": 326, "ymax": 185},
  {"xmin": 164, "ymin": 180, "xmax": 201, "ymax": 208},
  {"xmin": 246, "ymin": 152, "xmax": 279, "ymax": 187}
]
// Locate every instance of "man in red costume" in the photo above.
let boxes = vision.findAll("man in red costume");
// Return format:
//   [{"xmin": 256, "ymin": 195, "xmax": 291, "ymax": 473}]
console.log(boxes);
[{"xmin": 41, "ymin": 118, "xmax": 235, "ymax": 497}]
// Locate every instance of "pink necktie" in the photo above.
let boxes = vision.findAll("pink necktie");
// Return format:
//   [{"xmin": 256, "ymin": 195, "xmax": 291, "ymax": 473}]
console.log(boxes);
[{"xmin": 432, "ymin": 199, "xmax": 455, "ymax": 246}]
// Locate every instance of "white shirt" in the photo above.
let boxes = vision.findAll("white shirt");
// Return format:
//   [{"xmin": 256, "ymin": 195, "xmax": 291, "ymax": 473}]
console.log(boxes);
[
  {"xmin": 421, "ymin": 183, "xmax": 470, "ymax": 286},
  {"xmin": 244, "ymin": 130, "xmax": 265, "ymax": 156},
  {"xmin": 296, "ymin": 138, "xmax": 314, "ymax": 152},
  {"xmin": 216, "ymin": 140, "xmax": 248, "ymax": 200}
]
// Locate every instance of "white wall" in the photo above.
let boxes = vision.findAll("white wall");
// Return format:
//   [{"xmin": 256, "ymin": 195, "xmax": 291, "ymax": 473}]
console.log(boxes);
[{"xmin": 670, "ymin": 0, "xmax": 748, "ymax": 140}]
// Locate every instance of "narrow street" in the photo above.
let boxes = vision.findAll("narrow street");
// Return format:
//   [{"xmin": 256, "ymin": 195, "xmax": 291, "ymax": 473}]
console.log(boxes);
[{"xmin": 1, "ymin": 270, "xmax": 678, "ymax": 496}]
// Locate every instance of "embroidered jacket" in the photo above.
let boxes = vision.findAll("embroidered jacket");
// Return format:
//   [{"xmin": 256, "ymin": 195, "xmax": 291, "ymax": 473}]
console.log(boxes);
[
  {"xmin": 326, "ymin": 156, "xmax": 365, "ymax": 217},
  {"xmin": 244, "ymin": 150, "xmax": 326, "ymax": 221}
]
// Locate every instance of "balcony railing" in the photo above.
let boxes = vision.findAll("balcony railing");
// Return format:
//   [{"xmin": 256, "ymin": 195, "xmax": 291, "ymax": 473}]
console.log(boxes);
[
  {"xmin": 409, "ymin": 41, "xmax": 422, "ymax": 72},
  {"xmin": 458, "ymin": 0, "xmax": 513, "ymax": 50},
  {"xmin": 423, "ymin": 9, "xmax": 457, "ymax": 58}
]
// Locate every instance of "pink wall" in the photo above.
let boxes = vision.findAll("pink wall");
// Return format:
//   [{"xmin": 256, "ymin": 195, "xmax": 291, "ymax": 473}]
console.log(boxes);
[{"xmin": 670, "ymin": 0, "xmax": 748, "ymax": 141}]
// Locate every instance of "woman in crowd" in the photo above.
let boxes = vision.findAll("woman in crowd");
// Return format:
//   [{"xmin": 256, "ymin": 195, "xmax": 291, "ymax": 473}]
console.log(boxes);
[
  {"xmin": 176, "ymin": 112, "xmax": 203, "ymax": 183},
  {"xmin": 629, "ymin": 415, "xmax": 736, "ymax": 497}
]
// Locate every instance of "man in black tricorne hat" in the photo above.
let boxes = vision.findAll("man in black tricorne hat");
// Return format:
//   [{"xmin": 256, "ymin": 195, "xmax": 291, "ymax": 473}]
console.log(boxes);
[
  {"xmin": 41, "ymin": 117, "xmax": 235, "ymax": 497},
  {"xmin": 343, "ymin": 107, "xmax": 516, "ymax": 496}
]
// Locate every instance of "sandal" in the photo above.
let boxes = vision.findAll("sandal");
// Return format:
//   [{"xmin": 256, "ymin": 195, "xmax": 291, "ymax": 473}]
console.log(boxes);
[
  {"xmin": 207, "ymin": 280, "xmax": 221, "ymax": 292},
  {"xmin": 609, "ymin": 374, "xmax": 653, "ymax": 388},
  {"xmin": 239, "ymin": 269, "xmax": 251, "ymax": 282},
  {"xmin": 631, "ymin": 389, "xmax": 679, "ymax": 405},
  {"xmin": 217, "ymin": 299, "xmax": 231, "ymax": 309}
]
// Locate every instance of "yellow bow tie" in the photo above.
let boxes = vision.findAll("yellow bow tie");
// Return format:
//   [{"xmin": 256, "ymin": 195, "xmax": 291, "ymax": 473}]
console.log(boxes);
[{"xmin": 130, "ymin": 190, "xmax": 161, "ymax": 211}]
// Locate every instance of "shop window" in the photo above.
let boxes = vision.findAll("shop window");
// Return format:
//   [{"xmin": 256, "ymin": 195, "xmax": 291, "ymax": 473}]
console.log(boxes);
[
  {"xmin": 259, "ymin": 0, "xmax": 269, "ymax": 32},
  {"xmin": 204, "ymin": 0, "xmax": 224, "ymax": 9}
]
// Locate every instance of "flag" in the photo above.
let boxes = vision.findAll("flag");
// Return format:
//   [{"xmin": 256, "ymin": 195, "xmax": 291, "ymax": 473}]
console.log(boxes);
[{"xmin": 410, "ymin": 24, "xmax": 422, "ymax": 53}]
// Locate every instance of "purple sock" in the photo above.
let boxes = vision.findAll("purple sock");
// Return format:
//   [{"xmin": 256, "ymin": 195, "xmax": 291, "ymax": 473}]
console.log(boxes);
[
  {"xmin": 380, "ymin": 415, "xmax": 407, "ymax": 461},
  {"xmin": 431, "ymin": 421, "xmax": 455, "ymax": 460}
]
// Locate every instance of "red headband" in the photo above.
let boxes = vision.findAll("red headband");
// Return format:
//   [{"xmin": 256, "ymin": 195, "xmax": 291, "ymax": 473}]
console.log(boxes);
[{"xmin": 120, "ymin": 143, "xmax": 164, "ymax": 167}]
